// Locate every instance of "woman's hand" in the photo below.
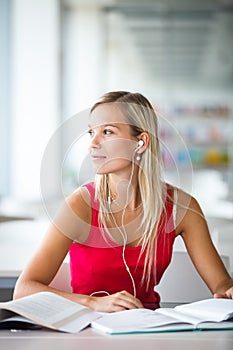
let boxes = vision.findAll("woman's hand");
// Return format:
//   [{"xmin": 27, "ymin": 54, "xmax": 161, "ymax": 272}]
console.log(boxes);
[
  {"xmin": 88, "ymin": 290, "xmax": 144, "ymax": 312},
  {"xmin": 214, "ymin": 286, "xmax": 233, "ymax": 299}
]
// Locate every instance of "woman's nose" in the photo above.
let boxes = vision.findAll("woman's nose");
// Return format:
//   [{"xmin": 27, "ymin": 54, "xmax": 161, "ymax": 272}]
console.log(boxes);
[{"xmin": 88, "ymin": 133, "xmax": 101, "ymax": 151}]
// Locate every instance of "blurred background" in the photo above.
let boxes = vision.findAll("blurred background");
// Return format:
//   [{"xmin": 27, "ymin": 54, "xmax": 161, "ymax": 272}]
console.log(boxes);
[{"xmin": 0, "ymin": 0, "xmax": 233, "ymax": 296}]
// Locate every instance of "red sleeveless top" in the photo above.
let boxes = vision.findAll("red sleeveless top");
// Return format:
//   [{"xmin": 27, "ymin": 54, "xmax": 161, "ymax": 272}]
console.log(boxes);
[{"xmin": 69, "ymin": 182, "xmax": 176, "ymax": 309}]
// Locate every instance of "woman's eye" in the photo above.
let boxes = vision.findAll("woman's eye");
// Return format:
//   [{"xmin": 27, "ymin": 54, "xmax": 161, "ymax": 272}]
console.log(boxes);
[
  {"xmin": 88, "ymin": 129, "xmax": 94, "ymax": 137},
  {"xmin": 87, "ymin": 128, "xmax": 113, "ymax": 137},
  {"xmin": 104, "ymin": 129, "xmax": 113, "ymax": 135}
]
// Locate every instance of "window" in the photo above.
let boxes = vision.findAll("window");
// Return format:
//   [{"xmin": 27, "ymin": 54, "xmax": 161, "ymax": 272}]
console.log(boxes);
[{"xmin": 0, "ymin": 0, "xmax": 11, "ymax": 199}]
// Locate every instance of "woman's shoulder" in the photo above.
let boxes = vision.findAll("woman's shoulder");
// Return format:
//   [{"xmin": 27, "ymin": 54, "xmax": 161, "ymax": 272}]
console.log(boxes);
[
  {"xmin": 164, "ymin": 182, "xmax": 203, "ymax": 220},
  {"xmin": 67, "ymin": 182, "xmax": 94, "ymax": 201},
  {"xmin": 175, "ymin": 186, "xmax": 200, "ymax": 209},
  {"xmin": 66, "ymin": 183, "xmax": 93, "ymax": 222},
  {"xmin": 171, "ymin": 185, "xmax": 205, "ymax": 235},
  {"xmin": 165, "ymin": 182, "xmax": 196, "ymax": 204}
]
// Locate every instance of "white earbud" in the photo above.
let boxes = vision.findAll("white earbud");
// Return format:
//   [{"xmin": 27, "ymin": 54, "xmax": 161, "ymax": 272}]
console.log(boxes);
[{"xmin": 136, "ymin": 139, "xmax": 144, "ymax": 151}]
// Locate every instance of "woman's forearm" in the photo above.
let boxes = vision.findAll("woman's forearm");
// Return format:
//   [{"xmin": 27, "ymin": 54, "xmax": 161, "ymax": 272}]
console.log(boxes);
[{"xmin": 13, "ymin": 278, "xmax": 92, "ymax": 307}]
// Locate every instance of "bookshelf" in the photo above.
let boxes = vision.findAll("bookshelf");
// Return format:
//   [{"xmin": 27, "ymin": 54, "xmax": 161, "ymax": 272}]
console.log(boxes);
[
  {"xmin": 158, "ymin": 103, "xmax": 233, "ymax": 201},
  {"xmin": 159, "ymin": 104, "xmax": 232, "ymax": 169}
]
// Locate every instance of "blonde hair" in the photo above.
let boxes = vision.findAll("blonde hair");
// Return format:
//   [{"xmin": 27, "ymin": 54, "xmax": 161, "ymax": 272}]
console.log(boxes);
[{"xmin": 90, "ymin": 91, "xmax": 168, "ymax": 288}]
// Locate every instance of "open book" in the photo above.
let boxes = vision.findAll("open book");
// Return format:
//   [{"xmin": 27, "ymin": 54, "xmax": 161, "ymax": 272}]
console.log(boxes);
[
  {"xmin": 91, "ymin": 298, "xmax": 233, "ymax": 334},
  {"xmin": 0, "ymin": 292, "xmax": 100, "ymax": 332},
  {"xmin": 0, "ymin": 292, "xmax": 233, "ymax": 334}
]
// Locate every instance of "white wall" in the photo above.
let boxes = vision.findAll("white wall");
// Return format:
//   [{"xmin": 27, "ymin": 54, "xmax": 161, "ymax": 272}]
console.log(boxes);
[
  {"xmin": 62, "ymin": 5, "xmax": 106, "ymax": 118},
  {"xmin": 10, "ymin": 0, "xmax": 61, "ymax": 202},
  {"xmin": 0, "ymin": 0, "xmax": 10, "ymax": 197}
]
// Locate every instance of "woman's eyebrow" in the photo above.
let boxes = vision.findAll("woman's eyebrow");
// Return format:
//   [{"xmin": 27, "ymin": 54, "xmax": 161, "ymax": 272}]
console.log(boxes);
[{"xmin": 88, "ymin": 123, "xmax": 120, "ymax": 129}]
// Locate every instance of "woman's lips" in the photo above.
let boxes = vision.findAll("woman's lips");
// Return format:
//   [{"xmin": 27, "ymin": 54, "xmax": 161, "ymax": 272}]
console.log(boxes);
[{"xmin": 91, "ymin": 155, "xmax": 106, "ymax": 161}]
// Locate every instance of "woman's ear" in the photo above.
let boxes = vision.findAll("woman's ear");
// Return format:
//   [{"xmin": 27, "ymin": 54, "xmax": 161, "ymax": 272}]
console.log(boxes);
[{"xmin": 137, "ymin": 132, "xmax": 149, "ymax": 153}]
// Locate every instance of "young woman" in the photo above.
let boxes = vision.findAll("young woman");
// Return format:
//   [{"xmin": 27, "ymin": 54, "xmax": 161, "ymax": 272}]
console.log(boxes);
[{"xmin": 14, "ymin": 91, "xmax": 233, "ymax": 312}]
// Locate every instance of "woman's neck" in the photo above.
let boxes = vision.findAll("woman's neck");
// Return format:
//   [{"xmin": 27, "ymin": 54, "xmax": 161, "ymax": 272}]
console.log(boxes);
[{"xmin": 107, "ymin": 173, "xmax": 141, "ymax": 211}]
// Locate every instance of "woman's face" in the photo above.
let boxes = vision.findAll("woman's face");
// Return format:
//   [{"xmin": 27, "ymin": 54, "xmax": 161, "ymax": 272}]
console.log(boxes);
[{"xmin": 88, "ymin": 103, "xmax": 138, "ymax": 175}]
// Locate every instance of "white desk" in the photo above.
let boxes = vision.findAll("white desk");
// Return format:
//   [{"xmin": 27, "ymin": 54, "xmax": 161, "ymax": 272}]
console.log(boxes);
[{"xmin": 0, "ymin": 328, "xmax": 232, "ymax": 350}]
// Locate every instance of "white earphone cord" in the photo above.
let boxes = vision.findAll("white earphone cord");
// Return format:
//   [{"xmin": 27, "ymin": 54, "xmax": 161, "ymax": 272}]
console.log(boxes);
[{"xmin": 108, "ymin": 146, "xmax": 139, "ymax": 298}]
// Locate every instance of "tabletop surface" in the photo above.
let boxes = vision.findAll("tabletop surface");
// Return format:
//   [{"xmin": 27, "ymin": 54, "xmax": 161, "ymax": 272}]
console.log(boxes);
[{"xmin": 0, "ymin": 327, "xmax": 233, "ymax": 350}]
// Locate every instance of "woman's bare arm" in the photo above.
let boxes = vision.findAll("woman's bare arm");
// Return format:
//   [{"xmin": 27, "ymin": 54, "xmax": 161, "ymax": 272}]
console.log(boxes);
[
  {"xmin": 176, "ymin": 189, "xmax": 233, "ymax": 298},
  {"xmin": 13, "ymin": 187, "xmax": 93, "ymax": 305},
  {"xmin": 13, "ymin": 188, "xmax": 143, "ymax": 311}
]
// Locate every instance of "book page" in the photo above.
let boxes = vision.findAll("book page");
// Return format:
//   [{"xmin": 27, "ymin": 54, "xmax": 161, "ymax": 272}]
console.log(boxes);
[
  {"xmin": 174, "ymin": 298, "xmax": 233, "ymax": 322},
  {"xmin": 91, "ymin": 307, "xmax": 193, "ymax": 334},
  {"xmin": 91, "ymin": 306, "xmax": 233, "ymax": 334},
  {"xmin": 0, "ymin": 292, "xmax": 98, "ymax": 332},
  {"xmin": 157, "ymin": 308, "xmax": 205, "ymax": 325}
]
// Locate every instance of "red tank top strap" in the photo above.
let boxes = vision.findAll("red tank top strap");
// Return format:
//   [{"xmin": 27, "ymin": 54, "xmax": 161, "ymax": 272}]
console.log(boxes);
[
  {"xmin": 163, "ymin": 185, "xmax": 175, "ymax": 234},
  {"xmin": 83, "ymin": 182, "xmax": 99, "ymax": 227}
]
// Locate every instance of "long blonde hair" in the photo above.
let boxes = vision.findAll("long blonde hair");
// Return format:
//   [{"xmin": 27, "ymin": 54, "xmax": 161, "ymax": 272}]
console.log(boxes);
[{"xmin": 90, "ymin": 91, "xmax": 167, "ymax": 288}]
